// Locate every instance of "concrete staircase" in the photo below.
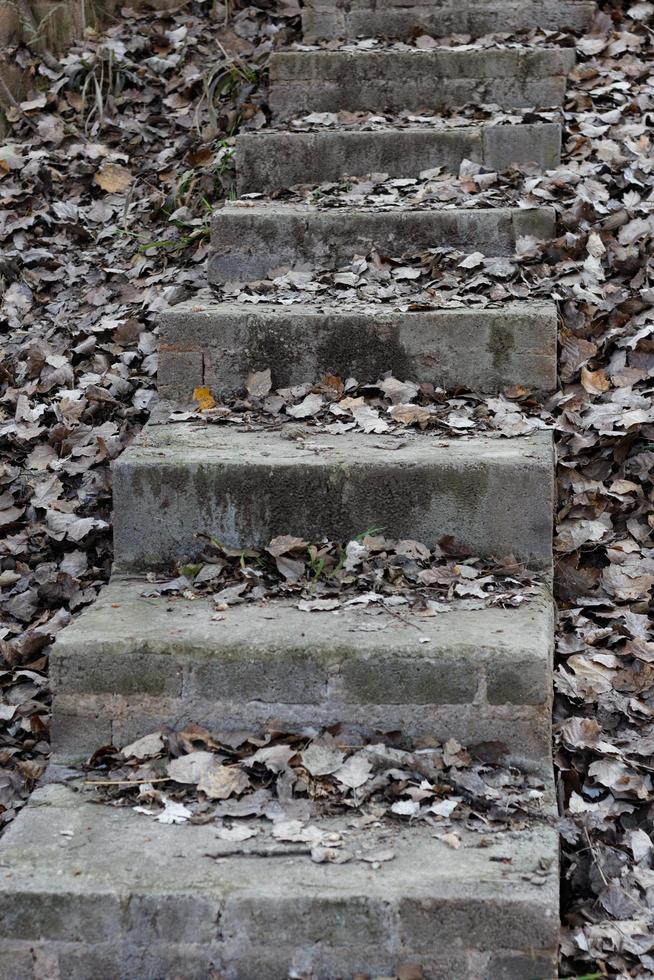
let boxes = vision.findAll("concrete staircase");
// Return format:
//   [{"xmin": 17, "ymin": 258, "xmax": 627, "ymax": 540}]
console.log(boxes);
[{"xmin": 0, "ymin": 3, "xmax": 593, "ymax": 977}]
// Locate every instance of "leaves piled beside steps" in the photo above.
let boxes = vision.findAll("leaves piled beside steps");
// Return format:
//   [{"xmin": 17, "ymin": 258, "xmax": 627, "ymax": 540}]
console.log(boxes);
[
  {"xmin": 0, "ymin": 0, "xmax": 299, "ymax": 831},
  {"xmin": 144, "ymin": 534, "xmax": 539, "ymax": 612},
  {"xmin": 82, "ymin": 723, "xmax": 551, "ymax": 857},
  {"xmin": 172, "ymin": 368, "xmax": 550, "ymax": 438}
]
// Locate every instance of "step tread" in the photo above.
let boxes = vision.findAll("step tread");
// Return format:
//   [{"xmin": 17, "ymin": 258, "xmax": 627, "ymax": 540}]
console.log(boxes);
[
  {"xmin": 161, "ymin": 296, "xmax": 557, "ymax": 317},
  {"xmin": 213, "ymin": 200, "xmax": 554, "ymax": 216},
  {"xmin": 0, "ymin": 782, "xmax": 559, "ymax": 978},
  {"xmin": 157, "ymin": 297, "xmax": 558, "ymax": 399},
  {"xmin": 119, "ymin": 417, "xmax": 551, "ymax": 466},
  {"xmin": 208, "ymin": 204, "xmax": 556, "ymax": 283},
  {"xmin": 112, "ymin": 419, "xmax": 554, "ymax": 569},
  {"xmin": 235, "ymin": 122, "xmax": 562, "ymax": 192},
  {"xmin": 271, "ymin": 46, "xmax": 577, "ymax": 75},
  {"xmin": 251, "ymin": 121, "xmax": 561, "ymax": 136},
  {"xmin": 54, "ymin": 574, "xmax": 553, "ymax": 665},
  {"xmin": 302, "ymin": 0, "xmax": 595, "ymax": 41}
]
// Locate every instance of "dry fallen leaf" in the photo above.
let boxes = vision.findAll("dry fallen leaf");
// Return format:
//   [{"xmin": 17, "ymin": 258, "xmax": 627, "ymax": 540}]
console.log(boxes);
[
  {"xmin": 94, "ymin": 162, "xmax": 134, "ymax": 193},
  {"xmin": 580, "ymin": 366, "xmax": 611, "ymax": 394},
  {"xmin": 167, "ymin": 751, "xmax": 220, "ymax": 785},
  {"xmin": 193, "ymin": 386, "xmax": 217, "ymax": 411},
  {"xmin": 246, "ymin": 368, "xmax": 272, "ymax": 399},
  {"xmin": 198, "ymin": 765, "xmax": 251, "ymax": 800}
]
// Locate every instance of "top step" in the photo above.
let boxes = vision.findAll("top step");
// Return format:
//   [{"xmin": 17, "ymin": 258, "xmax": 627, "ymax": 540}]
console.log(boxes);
[
  {"xmin": 302, "ymin": 0, "xmax": 595, "ymax": 41},
  {"xmin": 269, "ymin": 48, "xmax": 577, "ymax": 119}
]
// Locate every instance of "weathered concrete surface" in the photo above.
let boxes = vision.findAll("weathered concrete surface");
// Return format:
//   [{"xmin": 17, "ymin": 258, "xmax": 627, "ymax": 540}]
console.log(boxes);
[
  {"xmin": 0, "ymin": 782, "xmax": 559, "ymax": 979},
  {"xmin": 50, "ymin": 576, "xmax": 553, "ymax": 764},
  {"xmin": 236, "ymin": 123, "xmax": 562, "ymax": 192},
  {"xmin": 208, "ymin": 203, "xmax": 556, "ymax": 284},
  {"xmin": 158, "ymin": 298, "xmax": 558, "ymax": 400},
  {"xmin": 53, "ymin": 693, "xmax": 552, "ymax": 774},
  {"xmin": 302, "ymin": 0, "xmax": 595, "ymax": 41},
  {"xmin": 112, "ymin": 422, "xmax": 554, "ymax": 569},
  {"xmin": 269, "ymin": 48, "xmax": 576, "ymax": 118}
]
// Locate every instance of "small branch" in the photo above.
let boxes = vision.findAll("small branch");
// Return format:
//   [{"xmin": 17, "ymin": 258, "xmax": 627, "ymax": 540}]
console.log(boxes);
[{"xmin": 84, "ymin": 776, "xmax": 171, "ymax": 786}]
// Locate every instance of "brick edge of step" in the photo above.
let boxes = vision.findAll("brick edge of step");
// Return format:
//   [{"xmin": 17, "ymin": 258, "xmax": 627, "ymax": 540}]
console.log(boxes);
[
  {"xmin": 235, "ymin": 123, "xmax": 563, "ymax": 194},
  {"xmin": 52, "ymin": 694, "xmax": 554, "ymax": 772}
]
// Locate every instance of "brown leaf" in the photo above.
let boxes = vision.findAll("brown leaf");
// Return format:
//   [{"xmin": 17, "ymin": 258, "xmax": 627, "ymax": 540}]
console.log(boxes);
[
  {"xmin": 581, "ymin": 366, "xmax": 611, "ymax": 394},
  {"xmin": 198, "ymin": 765, "xmax": 251, "ymax": 800},
  {"xmin": 94, "ymin": 163, "xmax": 134, "ymax": 193}
]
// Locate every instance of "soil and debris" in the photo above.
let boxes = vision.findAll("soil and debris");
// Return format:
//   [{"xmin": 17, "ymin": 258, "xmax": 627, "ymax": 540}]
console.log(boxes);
[{"xmin": 0, "ymin": 1, "xmax": 653, "ymax": 975}]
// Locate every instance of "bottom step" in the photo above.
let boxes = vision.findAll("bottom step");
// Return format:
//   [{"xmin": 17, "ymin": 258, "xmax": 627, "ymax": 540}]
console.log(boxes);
[{"xmin": 0, "ymin": 782, "xmax": 559, "ymax": 979}]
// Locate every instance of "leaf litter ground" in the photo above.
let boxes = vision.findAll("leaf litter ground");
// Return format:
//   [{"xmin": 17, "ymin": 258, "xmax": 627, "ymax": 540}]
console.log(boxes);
[{"xmin": 1, "ymin": 1, "xmax": 654, "ymax": 976}]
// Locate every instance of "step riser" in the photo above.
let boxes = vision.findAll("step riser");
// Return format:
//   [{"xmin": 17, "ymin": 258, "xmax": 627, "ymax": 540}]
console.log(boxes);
[
  {"xmin": 112, "ymin": 430, "xmax": 554, "ymax": 569},
  {"xmin": 158, "ymin": 304, "xmax": 558, "ymax": 401},
  {"xmin": 302, "ymin": 0, "xmax": 595, "ymax": 41},
  {"xmin": 269, "ymin": 50, "xmax": 575, "ymax": 119},
  {"xmin": 235, "ymin": 124, "xmax": 562, "ymax": 193},
  {"xmin": 52, "ymin": 695, "xmax": 551, "ymax": 769},
  {"xmin": 207, "ymin": 207, "xmax": 555, "ymax": 285}
]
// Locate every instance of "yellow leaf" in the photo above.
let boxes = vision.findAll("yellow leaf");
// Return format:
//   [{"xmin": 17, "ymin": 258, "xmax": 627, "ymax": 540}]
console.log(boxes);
[
  {"xmin": 193, "ymin": 386, "xmax": 216, "ymax": 411},
  {"xmin": 94, "ymin": 163, "xmax": 134, "ymax": 193}
]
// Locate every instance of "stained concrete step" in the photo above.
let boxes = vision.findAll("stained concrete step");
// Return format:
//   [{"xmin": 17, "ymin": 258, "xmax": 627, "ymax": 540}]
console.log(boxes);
[
  {"xmin": 235, "ymin": 123, "xmax": 563, "ymax": 193},
  {"xmin": 302, "ymin": 0, "xmax": 595, "ymax": 42},
  {"xmin": 269, "ymin": 48, "xmax": 576, "ymax": 119},
  {"xmin": 0, "ymin": 781, "xmax": 559, "ymax": 979},
  {"xmin": 50, "ymin": 575, "xmax": 553, "ymax": 765},
  {"xmin": 207, "ymin": 203, "xmax": 555, "ymax": 285},
  {"xmin": 112, "ymin": 420, "xmax": 554, "ymax": 570},
  {"xmin": 158, "ymin": 299, "xmax": 558, "ymax": 402}
]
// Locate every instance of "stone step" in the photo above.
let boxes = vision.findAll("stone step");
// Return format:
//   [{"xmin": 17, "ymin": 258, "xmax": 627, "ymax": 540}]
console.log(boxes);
[
  {"xmin": 50, "ymin": 575, "xmax": 554, "ymax": 765},
  {"xmin": 157, "ymin": 299, "xmax": 558, "ymax": 402},
  {"xmin": 112, "ymin": 419, "xmax": 554, "ymax": 570},
  {"xmin": 302, "ymin": 0, "xmax": 595, "ymax": 42},
  {"xmin": 236, "ymin": 122, "xmax": 562, "ymax": 194},
  {"xmin": 0, "ymin": 781, "xmax": 559, "ymax": 979},
  {"xmin": 269, "ymin": 48, "xmax": 576, "ymax": 119},
  {"xmin": 207, "ymin": 203, "xmax": 555, "ymax": 285}
]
